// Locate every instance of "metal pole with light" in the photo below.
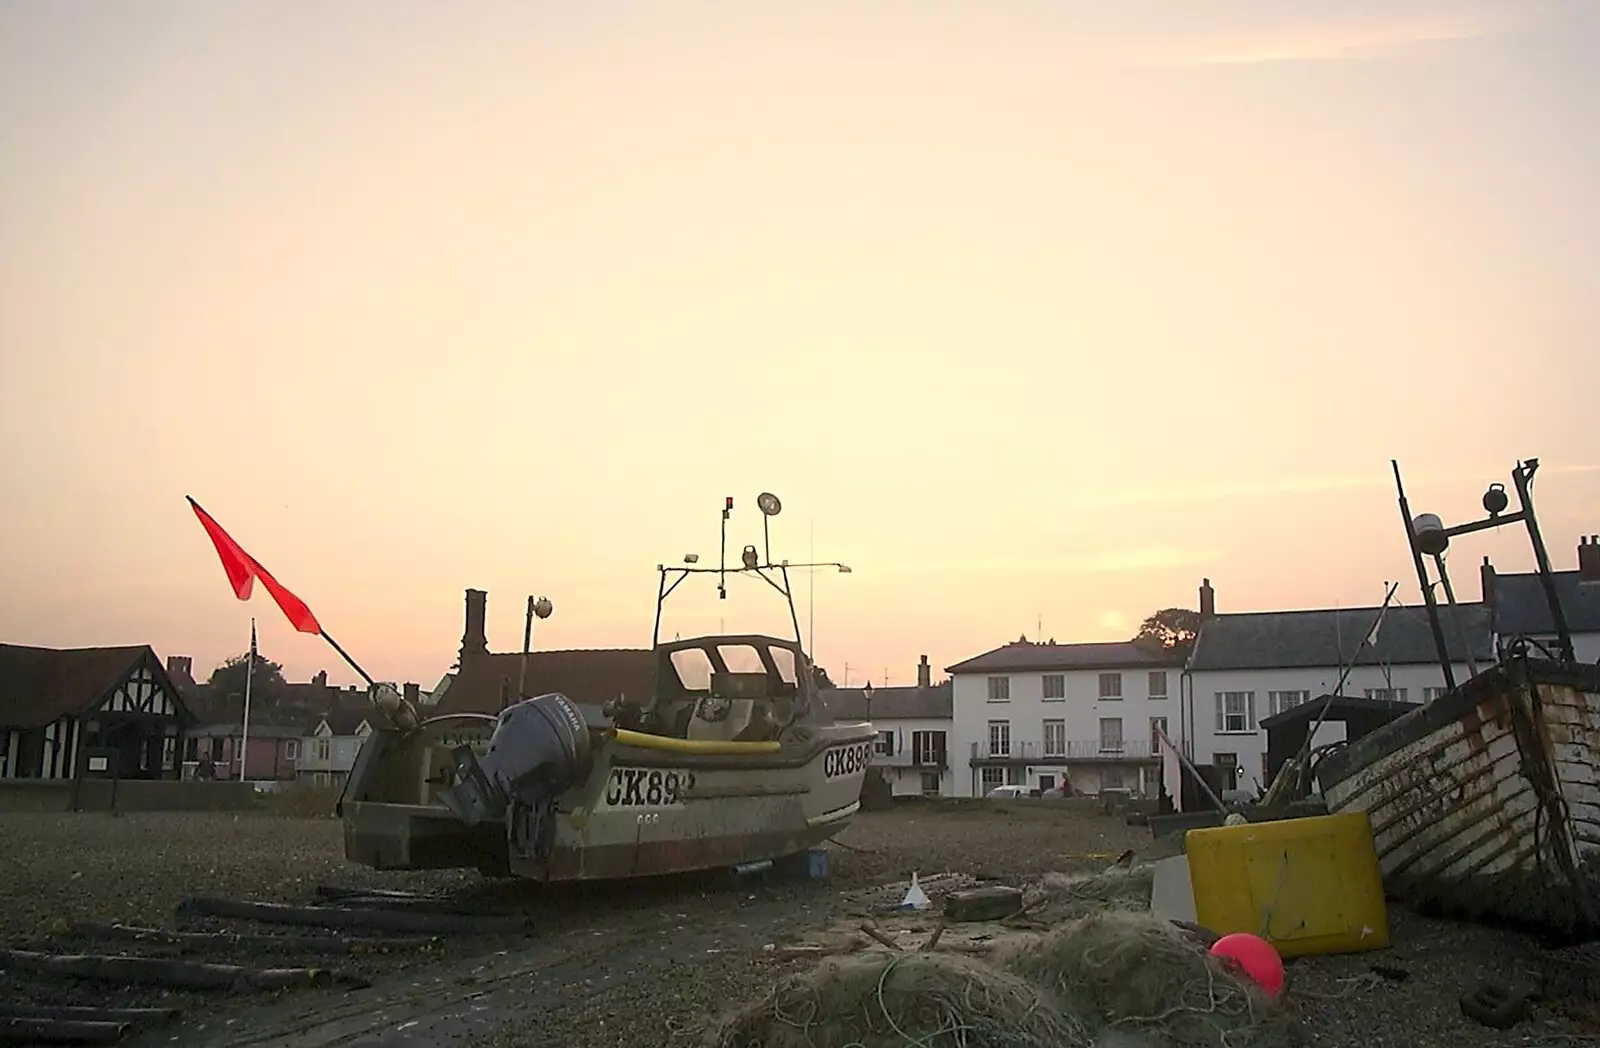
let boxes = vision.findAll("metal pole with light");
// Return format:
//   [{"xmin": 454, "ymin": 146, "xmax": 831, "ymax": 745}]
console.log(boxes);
[{"xmin": 517, "ymin": 595, "xmax": 555, "ymax": 702}]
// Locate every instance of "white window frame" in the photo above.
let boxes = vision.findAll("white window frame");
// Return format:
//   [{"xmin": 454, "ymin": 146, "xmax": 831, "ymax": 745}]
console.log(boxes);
[
  {"xmin": 987, "ymin": 720, "xmax": 1011, "ymax": 757},
  {"xmin": 1215, "ymin": 692, "xmax": 1256, "ymax": 734},
  {"xmin": 1364, "ymin": 687, "xmax": 1409, "ymax": 702},
  {"xmin": 874, "ymin": 730, "xmax": 895, "ymax": 756},
  {"xmin": 1042, "ymin": 674, "xmax": 1066, "ymax": 701},
  {"xmin": 1148, "ymin": 671, "xmax": 1168, "ymax": 699},
  {"xmin": 1099, "ymin": 717, "xmax": 1124, "ymax": 752},
  {"xmin": 1098, "ymin": 673, "xmax": 1123, "ymax": 700},
  {"xmin": 1269, "ymin": 690, "xmax": 1311, "ymax": 717},
  {"xmin": 283, "ymin": 739, "xmax": 300, "ymax": 761},
  {"xmin": 315, "ymin": 738, "xmax": 332, "ymax": 762},
  {"xmin": 1149, "ymin": 716, "xmax": 1168, "ymax": 749},
  {"xmin": 1042, "ymin": 719, "xmax": 1066, "ymax": 757},
  {"xmin": 987, "ymin": 676, "xmax": 1011, "ymax": 702},
  {"xmin": 1423, "ymin": 687, "xmax": 1449, "ymax": 701}
]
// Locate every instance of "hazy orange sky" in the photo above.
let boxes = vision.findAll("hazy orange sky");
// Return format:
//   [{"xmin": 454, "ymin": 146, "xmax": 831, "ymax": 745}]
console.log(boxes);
[{"xmin": 3, "ymin": 0, "xmax": 1597, "ymax": 691}]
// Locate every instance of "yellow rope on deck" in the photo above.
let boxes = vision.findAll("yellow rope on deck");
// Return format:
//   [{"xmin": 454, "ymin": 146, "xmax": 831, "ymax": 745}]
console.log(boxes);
[{"xmin": 609, "ymin": 728, "xmax": 781, "ymax": 755}]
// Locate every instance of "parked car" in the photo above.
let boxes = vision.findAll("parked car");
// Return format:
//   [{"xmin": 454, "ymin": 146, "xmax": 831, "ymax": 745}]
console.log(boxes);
[{"xmin": 985, "ymin": 784, "xmax": 1030, "ymax": 799}]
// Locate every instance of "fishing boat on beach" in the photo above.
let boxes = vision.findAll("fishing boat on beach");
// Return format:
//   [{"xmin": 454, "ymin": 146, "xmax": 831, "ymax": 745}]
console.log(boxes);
[
  {"xmin": 1316, "ymin": 459, "xmax": 1600, "ymax": 934},
  {"xmin": 337, "ymin": 492, "xmax": 876, "ymax": 881}
]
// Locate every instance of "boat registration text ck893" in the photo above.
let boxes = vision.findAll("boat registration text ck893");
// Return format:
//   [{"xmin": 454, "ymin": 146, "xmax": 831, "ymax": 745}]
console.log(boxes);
[
  {"xmin": 601, "ymin": 767, "xmax": 697, "ymax": 809},
  {"xmin": 824, "ymin": 741, "xmax": 873, "ymax": 779}
]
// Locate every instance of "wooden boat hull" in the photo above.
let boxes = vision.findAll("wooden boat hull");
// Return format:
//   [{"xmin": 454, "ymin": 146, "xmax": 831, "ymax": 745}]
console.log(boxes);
[{"xmin": 1317, "ymin": 657, "xmax": 1600, "ymax": 933}]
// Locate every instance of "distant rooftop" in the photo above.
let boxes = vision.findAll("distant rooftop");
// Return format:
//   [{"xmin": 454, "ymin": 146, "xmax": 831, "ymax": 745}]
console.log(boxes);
[
  {"xmin": 1188, "ymin": 603, "xmax": 1494, "ymax": 672},
  {"xmin": 946, "ymin": 639, "xmax": 1182, "ymax": 675},
  {"xmin": 820, "ymin": 682, "xmax": 952, "ymax": 721}
]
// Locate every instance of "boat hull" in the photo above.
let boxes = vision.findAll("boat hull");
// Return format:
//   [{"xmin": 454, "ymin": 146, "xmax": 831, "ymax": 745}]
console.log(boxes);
[
  {"xmin": 340, "ymin": 717, "xmax": 877, "ymax": 881},
  {"xmin": 1317, "ymin": 658, "xmax": 1600, "ymax": 933}
]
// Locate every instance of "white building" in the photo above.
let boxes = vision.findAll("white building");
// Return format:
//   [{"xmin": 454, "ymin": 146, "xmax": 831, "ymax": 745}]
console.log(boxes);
[
  {"xmin": 823, "ymin": 656, "xmax": 954, "ymax": 797},
  {"xmin": 946, "ymin": 639, "xmax": 1185, "ymax": 799},
  {"xmin": 1183, "ymin": 594, "xmax": 1492, "ymax": 793}
]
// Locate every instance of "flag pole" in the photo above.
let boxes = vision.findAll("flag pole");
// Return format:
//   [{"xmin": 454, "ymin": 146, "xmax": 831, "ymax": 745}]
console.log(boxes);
[
  {"xmin": 240, "ymin": 618, "xmax": 255, "ymax": 782},
  {"xmin": 320, "ymin": 631, "xmax": 375, "ymax": 687}
]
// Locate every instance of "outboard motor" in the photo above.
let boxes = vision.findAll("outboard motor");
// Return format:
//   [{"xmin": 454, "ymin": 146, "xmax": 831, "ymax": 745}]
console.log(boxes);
[{"xmin": 438, "ymin": 693, "xmax": 594, "ymax": 868}]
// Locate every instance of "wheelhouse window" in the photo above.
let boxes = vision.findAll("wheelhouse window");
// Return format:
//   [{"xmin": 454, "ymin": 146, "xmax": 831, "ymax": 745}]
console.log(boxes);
[{"xmin": 669, "ymin": 648, "xmax": 715, "ymax": 691}]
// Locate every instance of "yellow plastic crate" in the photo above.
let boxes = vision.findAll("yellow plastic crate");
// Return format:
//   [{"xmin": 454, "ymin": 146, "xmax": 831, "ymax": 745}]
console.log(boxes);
[{"xmin": 1185, "ymin": 812, "xmax": 1390, "ymax": 958}]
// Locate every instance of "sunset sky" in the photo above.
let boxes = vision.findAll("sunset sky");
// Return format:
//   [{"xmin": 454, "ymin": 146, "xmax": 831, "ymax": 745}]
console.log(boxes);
[{"xmin": 3, "ymin": 0, "xmax": 1597, "ymax": 692}]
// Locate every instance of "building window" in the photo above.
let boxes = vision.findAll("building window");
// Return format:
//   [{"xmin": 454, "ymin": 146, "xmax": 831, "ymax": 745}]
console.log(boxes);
[
  {"xmin": 315, "ymin": 739, "xmax": 332, "ymax": 762},
  {"xmin": 980, "ymin": 767, "xmax": 1005, "ymax": 791},
  {"xmin": 920, "ymin": 772, "xmax": 941, "ymax": 794},
  {"xmin": 1149, "ymin": 717, "xmax": 1168, "ymax": 749},
  {"xmin": 1042, "ymin": 719, "xmax": 1066, "ymax": 757},
  {"xmin": 1215, "ymin": 692, "xmax": 1255, "ymax": 733},
  {"xmin": 911, "ymin": 730, "xmax": 946, "ymax": 766},
  {"xmin": 874, "ymin": 730, "xmax": 895, "ymax": 756},
  {"xmin": 161, "ymin": 735, "xmax": 176, "ymax": 770},
  {"xmin": 1102, "ymin": 765, "xmax": 1125, "ymax": 790},
  {"xmin": 1098, "ymin": 673, "xmax": 1122, "ymax": 700},
  {"xmin": 284, "ymin": 739, "xmax": 300, "ymax": 761},
  {"xmin": 1148, "ymin": 671, "xmax": 1168, "ymax": 699},
  {"xmin": 1038, "ymin": 773, "xmax": 1056, "ymax": 792},
  {"xmin": 1269, "ymin": 690, "xmax": 1310, "ymax": 717},
  {"xmin": 1365, "ymin": 688, "xmax": 1409, "ymax": 703},
  {"xmin": 1042, "ymin": 674, "xmax": 1066, "ymax": 700},
  {"xmin": 987, "ymin": 720, "xmax": 1011, "ymax": 757},
  {"xmin": 987, "ymin": 676, "xmax": 1011, "ymax": 702},
  {"xmin": 1099, "ymin": 717, "xmax": 1124, "ymax": 752},
  {"xmin": 1423, "ymin": 687, "xmax": 1449, "ymax": 701}
]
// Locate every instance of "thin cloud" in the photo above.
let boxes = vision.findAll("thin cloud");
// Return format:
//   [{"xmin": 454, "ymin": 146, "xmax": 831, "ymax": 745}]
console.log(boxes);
[
  {"xmin": 872, "ymin": 546, "xmax": 1219, "ymax": 577},
  {"xmin": 1065, "ymin": 463, "xmax": 1600, "ymax": 509},
  {"xmin": 1124, "ymin": 9, "xmax": 1545, "ymax": 69}
]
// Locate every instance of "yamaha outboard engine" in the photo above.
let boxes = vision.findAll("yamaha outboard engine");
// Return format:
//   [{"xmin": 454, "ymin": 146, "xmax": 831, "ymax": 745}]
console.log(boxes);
[{"xmin": 438, "ymin": 693, "xmax": 594, "ymax": 868}]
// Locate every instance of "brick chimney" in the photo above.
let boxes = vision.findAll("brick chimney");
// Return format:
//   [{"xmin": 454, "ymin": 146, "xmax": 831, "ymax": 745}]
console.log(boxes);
[
  {"xmin": 1580, "ymin": 536, "xmax": 1600, "ymax": 584},
  {"xmin": 460, "ymin": 588, "xmax": 489, "ymax": 665},
  {"xmin": 1199, "ymin": 578, "xmax": 1216, "ymax": 618},
  {"xmin": 313, "ymin": 670, "xmax": 328, "ymax": 688},
  {"xmin": 165, "ymin": 655, "xmax": 192, "ymax": 680},
  {"xmin": 917, "ymin": 655, "xmax": 931, "ymax": 689},
  {"xmin": 1481, "ymin": 556, "xmax": 1497, "ymax": 606}
]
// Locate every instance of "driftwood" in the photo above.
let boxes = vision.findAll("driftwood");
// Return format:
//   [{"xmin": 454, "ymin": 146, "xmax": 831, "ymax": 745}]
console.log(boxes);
[
  {"xmin": 314, "ymin": 885, "xmax": 425, "ymax": 901},
  {"xmin": 0, "ymin": 1005, "xmax": 178, "ymax": 1024},
  {"xmin": 70, "ymin": 921, "xmax": 435, "ymax": 954},
  {"xmin": 0, "ymin": 1017, "xmax": 127, "ymax": 1045},
  {"xmin": 176, "ymin": 896, "xmax": 528, "ymax": 936},
  {"xmin": 0, "ymin": 947, "xmax": 366, "ymax": 992}
]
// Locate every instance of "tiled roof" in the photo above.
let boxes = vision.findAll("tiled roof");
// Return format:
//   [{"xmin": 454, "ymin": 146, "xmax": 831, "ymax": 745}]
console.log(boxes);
[
  {"xmin": 946, "ymin": 640, "xmax": 1182, "ymax": 675},
  {"xmin": 1489, "ymin": 570, "xmax": 1600, "ymax": 637},
  {"xmin": 1187, "ymin": 603, "xmax": 1494, "ymax": 672},
  {"xmin": 434, "ymin": 648, "xmax": 656, "ymax": 716},
  {"xmin": 0, "ymin": 643, "xmax": 165, "ymax": 730},
  {"xmin": 820, "ymin": 683, "xmax": 952, "ymax": 721}
]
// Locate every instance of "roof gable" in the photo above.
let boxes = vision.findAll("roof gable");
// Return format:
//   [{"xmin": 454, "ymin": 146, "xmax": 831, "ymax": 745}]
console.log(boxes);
[
  {"xmin": 436, "ymin": 648, "xmax": 656, "ymax": 716},
  {"xmin": 946, "ymin": 640, "xmax": 1182, "ymax": 675},
  {"xmin": 1187, "ymin": 603, "xmax": 1495, "ymax": 672},
  {"xmin": 820, "ymin": 683, "xmax": 952, "ymax": 721},
  {"xmin": 1490, "ymin": 570, "xmax": 1600, "ymax": 637},
  {"xmin": 0, "ymin": 643, "xmax": 185, "ymax": 730}
]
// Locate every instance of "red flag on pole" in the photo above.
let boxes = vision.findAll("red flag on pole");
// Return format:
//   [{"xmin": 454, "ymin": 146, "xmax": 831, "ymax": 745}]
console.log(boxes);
[{"xmin": 187, "ymin": 496, "xmax": 323, "ymax": 634}]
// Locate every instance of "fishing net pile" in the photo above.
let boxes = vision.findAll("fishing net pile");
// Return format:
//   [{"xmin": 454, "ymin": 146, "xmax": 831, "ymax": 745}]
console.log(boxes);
[
  {"xmin": 1016, "ymin": 865, "xmax": 1156, "ymax": 925},
  {"xmin": 708, "ymin": 886, "xmax": 1303, "ymax": 1048},
  {"xmin": 1000, "ymin": 911, "xmax": 1303, "ymax": 1048},
  {"xmin": 706, "ymin": 949, "xmax": 1091, "ymax": 1048}
]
